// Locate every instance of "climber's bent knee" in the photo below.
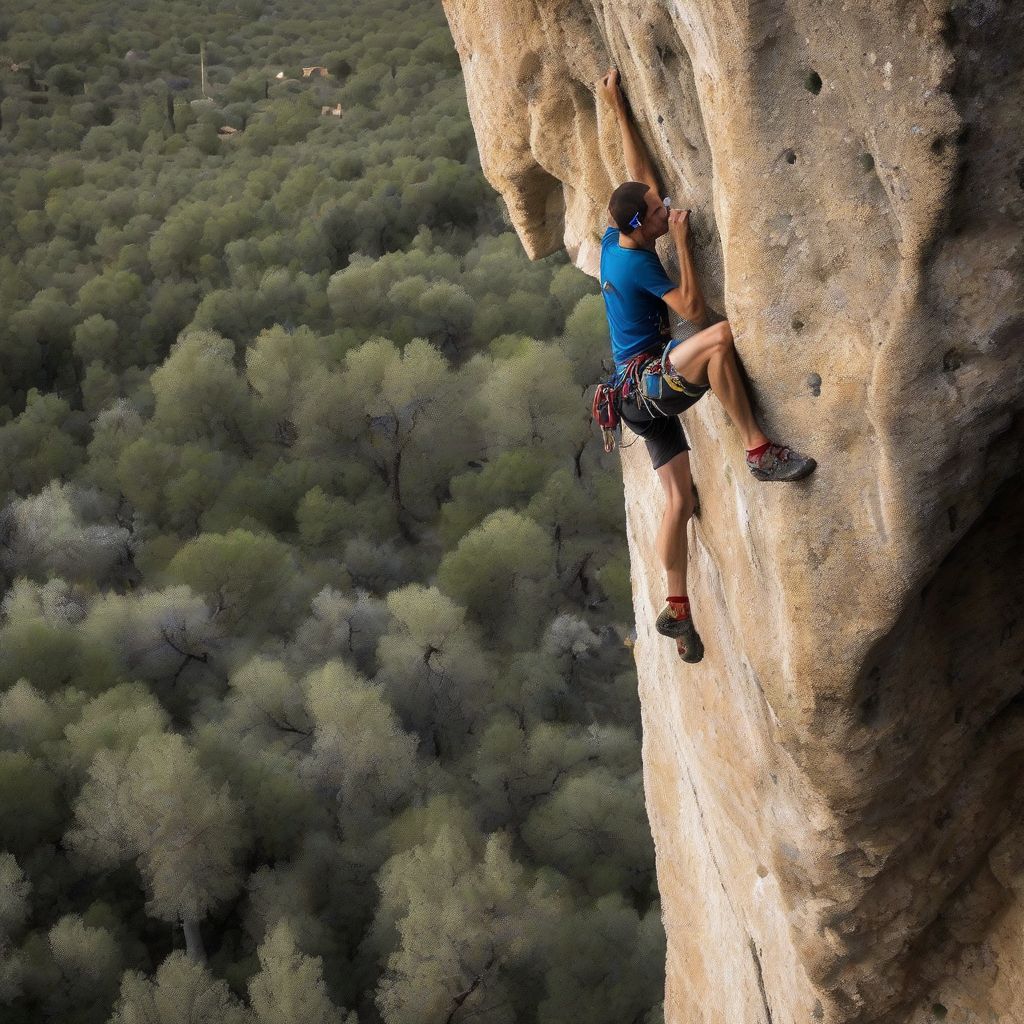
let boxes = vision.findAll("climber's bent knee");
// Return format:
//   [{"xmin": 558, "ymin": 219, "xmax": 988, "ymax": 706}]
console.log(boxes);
[{"xmin": 666, "ymin": 319, "xmax": 732, "ymax": 386}]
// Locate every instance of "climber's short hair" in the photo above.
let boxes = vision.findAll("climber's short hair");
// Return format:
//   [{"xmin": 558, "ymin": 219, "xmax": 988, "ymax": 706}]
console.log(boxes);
[{"xmin": 609, "ymin": 180, "xmax": 652, "ymax": 234}]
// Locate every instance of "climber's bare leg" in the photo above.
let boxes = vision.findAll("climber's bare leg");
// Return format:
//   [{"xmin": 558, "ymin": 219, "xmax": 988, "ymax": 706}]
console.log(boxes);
[
  {"xmin": 655, "ymin": 450, "xmax": 695, "ymax": 595},
  {"xmin": 667, "ymin": 320, "xmax": 768, "ymax": 451}
]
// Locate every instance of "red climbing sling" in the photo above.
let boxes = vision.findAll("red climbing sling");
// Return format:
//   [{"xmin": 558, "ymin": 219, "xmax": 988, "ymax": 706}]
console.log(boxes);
[
  {"xmin": 592, "ymin": 380, "xmax": 620, "ymax": 453},
  {"xmin": 591, "ymin": 351, "xmax": 650, "ymax": 453}
]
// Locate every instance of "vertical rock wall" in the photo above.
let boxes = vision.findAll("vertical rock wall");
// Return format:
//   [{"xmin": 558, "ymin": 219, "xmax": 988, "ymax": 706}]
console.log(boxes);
[{"xmin": 441, "ymin": 1, "xmax": 1024, "ymax": 1021}]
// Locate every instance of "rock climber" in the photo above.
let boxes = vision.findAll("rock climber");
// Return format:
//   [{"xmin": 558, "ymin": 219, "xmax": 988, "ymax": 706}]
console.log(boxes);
[{"xmin": 596, "ymin": 67, "xmax": 816, "ymax": 664}]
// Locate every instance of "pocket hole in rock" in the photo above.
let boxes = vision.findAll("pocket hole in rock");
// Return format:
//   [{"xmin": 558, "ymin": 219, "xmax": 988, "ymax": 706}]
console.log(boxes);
[
  {"xmin": 805, "ymin": 70, "xmax": 822, "ymax": 94},
  {"xmin": 807, "ymin": 372, "xmax": 821, "ymax": 397},
  {"xmin": 932, "ymin": 1004, "xmax": 948, "ymax": 1020},
  {"xmin": 792, "ymin": 317, "xmax": 805, "ymax": 331},
  {"xmin": 859, "ymin": 691, "xmax": 881, "ymax": 726},
  {"xmin": 784, "ymin": 149, "xmax": 797, "ymax": 164},
  {"xmin": 860, "ymin": 152, "xmax": 875, "ymax": 172}
]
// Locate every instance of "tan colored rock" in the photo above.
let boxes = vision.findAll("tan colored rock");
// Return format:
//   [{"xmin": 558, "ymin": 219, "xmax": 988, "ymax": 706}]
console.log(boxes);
[{"xmin": 442, "ymin": 1, "xmax": 1024, "ymax": 1021}]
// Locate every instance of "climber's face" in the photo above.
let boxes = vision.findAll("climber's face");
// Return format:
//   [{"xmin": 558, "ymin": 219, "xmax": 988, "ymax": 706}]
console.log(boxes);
[{"xmin": 641, "ymin": 187, "xmax": 670, "ymax": 239}]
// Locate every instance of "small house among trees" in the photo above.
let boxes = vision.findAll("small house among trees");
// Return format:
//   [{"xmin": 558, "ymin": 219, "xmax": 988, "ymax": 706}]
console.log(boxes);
[
  {"xmin": 301, "ymin": 65, "xmax": 330, "ymax": 78},
  {"xmin": 320, "ymin": 103, "xmax": 342, "ymax": 117}
]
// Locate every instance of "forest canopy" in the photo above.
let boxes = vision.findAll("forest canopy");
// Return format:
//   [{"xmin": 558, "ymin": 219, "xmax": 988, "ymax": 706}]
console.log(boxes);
[{"xmin": 0, "ymin": 0, "xmax": 663, "ymax": 1022}]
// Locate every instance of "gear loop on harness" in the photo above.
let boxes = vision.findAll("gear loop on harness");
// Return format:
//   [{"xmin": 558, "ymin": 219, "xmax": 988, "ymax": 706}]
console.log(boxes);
[{"xmin": 591, "ymin": 348, "xmax": 667, "ymax": 453}]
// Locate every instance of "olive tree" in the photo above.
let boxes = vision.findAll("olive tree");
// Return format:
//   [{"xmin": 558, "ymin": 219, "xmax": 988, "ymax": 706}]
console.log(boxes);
[
  {"xmin": 110, "ymin": 952, "xmax": 251, "ymax": 1024},
  {"xmin": 67, "ymin": 731, "xmax": 247, "ymax": 962},
  {"xmin": 248, "ymin": 920, "xmax": 355, "ymax": 1024}
]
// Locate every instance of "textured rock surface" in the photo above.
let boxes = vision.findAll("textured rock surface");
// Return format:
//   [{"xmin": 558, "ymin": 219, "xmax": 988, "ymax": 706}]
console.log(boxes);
[{"xmin": 442, "ymin": 1, "xmax": 1024, "ymax": 1022}]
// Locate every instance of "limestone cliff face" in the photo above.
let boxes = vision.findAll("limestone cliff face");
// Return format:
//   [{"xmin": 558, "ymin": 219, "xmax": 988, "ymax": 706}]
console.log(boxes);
[{"xmin": 442, "ymin": 1, "xmax": 1024, "ymax": 1021}]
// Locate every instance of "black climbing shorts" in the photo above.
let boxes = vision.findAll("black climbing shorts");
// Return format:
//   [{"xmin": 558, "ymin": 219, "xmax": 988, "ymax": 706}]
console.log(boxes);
[{"xmin": 619, "ymin": 357, "xmax": 710, "ymax": 470}]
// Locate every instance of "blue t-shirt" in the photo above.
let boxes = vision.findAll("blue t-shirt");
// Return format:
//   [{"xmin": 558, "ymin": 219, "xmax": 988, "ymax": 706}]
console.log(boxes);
[{"xmin": 599, "ymin": 226, "xmax": 675, "ymax": 373}]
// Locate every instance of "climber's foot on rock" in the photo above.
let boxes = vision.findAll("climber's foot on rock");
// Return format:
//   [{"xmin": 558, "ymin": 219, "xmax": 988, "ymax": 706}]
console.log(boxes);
[
  {"xmin": 747, "ymin": 442, "xmax": 816, "ymax": 482},
  {"xmin": 656, "ymin": 606, "xmax": 704, "ymax": 663},
  {"xmin": 674, "ymin": 620, "xmax": 704, "ymax": 664},
  {"xmin": 655, "ymin": 604, "xmax": 688, "ymax": 639}
]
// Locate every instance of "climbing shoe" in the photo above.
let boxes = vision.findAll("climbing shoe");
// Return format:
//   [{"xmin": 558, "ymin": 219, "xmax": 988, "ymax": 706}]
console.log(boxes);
[
  {"xmin": 655, "ymin": 606, "xmax": 705, "ymax": 664},
  {"xmin": 746, "ymin": 442, "xmax": 816, "ymax": 482},
  {"xmin": 675, "ymin": 625, "xmax": 705, "ymax": 664}
]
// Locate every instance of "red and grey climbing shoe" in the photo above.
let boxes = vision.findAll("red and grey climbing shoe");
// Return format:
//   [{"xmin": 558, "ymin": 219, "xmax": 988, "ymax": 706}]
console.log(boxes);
[
  {"xmin": 747, "ymin": 442, "xmax": 816, "ymax": 482},
  {"xmin": 655, "ymin": 606, "xmax": 705, "ymax": 663},
  {"xmin": 675, "ymin": 627, "xmax": 704, "ymax": 663},
  {"xmin": 675, "ymin": 618, "xmax": 705, "ymax": 663}
]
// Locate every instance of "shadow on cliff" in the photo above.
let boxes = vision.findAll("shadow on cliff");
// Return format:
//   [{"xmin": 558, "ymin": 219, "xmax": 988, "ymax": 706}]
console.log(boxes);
[{"xmin": 810, "ymin": 461, "xmax": 1024, "ymax": 1018}]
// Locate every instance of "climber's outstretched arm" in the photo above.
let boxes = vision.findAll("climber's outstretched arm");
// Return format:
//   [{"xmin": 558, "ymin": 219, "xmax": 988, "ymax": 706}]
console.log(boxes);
[{"xmin": 597, "ymin": 68, "xmax": 660, "ymax": 197}]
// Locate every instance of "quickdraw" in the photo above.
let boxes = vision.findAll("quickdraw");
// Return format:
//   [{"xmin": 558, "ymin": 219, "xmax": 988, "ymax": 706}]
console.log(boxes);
[{"xmin": 591, "ymin": 380, "xmax": 620, "ymax": 453}]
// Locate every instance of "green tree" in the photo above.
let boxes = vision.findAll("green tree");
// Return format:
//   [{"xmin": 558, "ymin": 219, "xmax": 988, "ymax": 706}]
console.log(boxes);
[
  {"xmin": 373, "ymin": 827, "xmax": 562, "ymax": 1024},
  {"xmin": 76, "ymin": 269, "xmax": 144, "ymax": 327},
  {"xmin": 194, "ymin": 721, "xmax": 326, "ymax": 863},
  {"xmin": 163, "ymin": 528, "xmax": 304, "ymax": 635},
  {"xmin": 0, "ymin": 390, "xmax": 85, "ymax": 497},
  {"xmin": 147, "ymin": 203, "xmax": 208, "ymax": 278},
  {"xmin": 0, "ymin": 578, "xmax": 84, "ymax": 694},
  {"xmin": 0, "ymin": 680, "xmax": 61, "ymax": 757},
  {"xmin": 296, "ymin": 337, "xmax": 471, "ymax": 530},
  {"xmin": 439, "ymin": 449, "xmax": 554, "ymax": 546},
  {"xmin": 0, "ymin": 481, "xmax": 131, "ymax": 586},
  {"xmin": 68, "ymin": 732, "xmax": 247, "ymax": 962},
  {"xmin": 463, "ymin": 337, "xmax": 588, "ymax": 459},
  {"xmin": 62, "ymin": 683, "xmax": 170, "ymax": 775},
  {"xmin": 437, "ymin": 509, "xmax": 555, "ymax": 644},
  {"xmin": 27, "ymin": 915, "xmax": 124, "ymax": 1024},
  {"xmin": 248, "ymin": 920, "xmax": 354, "ymax": 1024},
  {"xmin": 245, "ymin": 325, "xmax": 329, "ymax": 430},
  {"xmin": 223, "ymin": 656, "xmax": 309, "ymax": 742},
  {"xmin": 375, "ymin": 585, "xmax": 493, "ymax": 759},
  {"xmin": 110, "ymin": 952, "xmax": 251, "ymax": 1024},
  {"xmin": 243, "ymin": 833, "xmax": 350, "ymax": 976},
  {"xmin": 0, "ymin": 853, "xmax": 31, "ymax": 1003},
  {"xmin": 468, "ymin": 714, "xmax": 641, "ymax": 829},
  {"xmin": 303, "ymin": 660, "xmax": 419, "ymax": 830},
  {"xmin": 559, "ymin": 292, "xmax": 608, "ymax": 385},
  {"xmin": 291, "ymin": 587, "xmax": 389, "ymax": 675},
  {"xmin": 148, "ymin": 330, "xmax": 260, "ymax": 454},
  {"xmin": 521, "ymin": 767, "xmax": 655, "ymax": 898},
  {"xmin": 72, "ymin": 315, "xmax": 120, "ymax": 366},
  {"xmin": 79, "ymin": 585, "xmax": 218, "ymax": 691},
  {"xmin": 0, "ymin": 750, "xmax": 64, "ymax": 859},
  {"xmin": 538, "ymin": 895, "xmax": 665, "ymax": 1024}
]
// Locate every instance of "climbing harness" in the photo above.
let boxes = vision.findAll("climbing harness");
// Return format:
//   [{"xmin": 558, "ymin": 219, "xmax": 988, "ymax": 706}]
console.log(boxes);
[
  {"xmin": 590, "ymin": 350, "xmax": 653, "ymax": 453},
  {"xmin": 591, "ymin": 338, "xmax": 708, "ymax": 454}
]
